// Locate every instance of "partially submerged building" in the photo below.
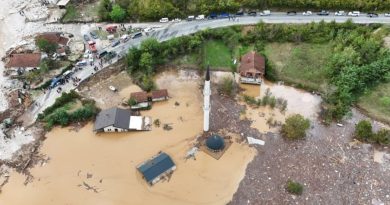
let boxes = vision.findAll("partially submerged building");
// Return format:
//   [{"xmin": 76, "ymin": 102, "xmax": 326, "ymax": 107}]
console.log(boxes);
[
  {"xmin": 36, "ymin": 32, "xmax": 70, "ymax": 46},
  {"xmin": 137, "ymin": 152, "xmax": 176, "ymax": 185},
  {"xmin": 5, "ymin": 53, "xmax": 42, "ymax": 71},
  {"xmin": 94, "ymin": 107, "xmax": 152, "ymax": 132},
  {"xmin": 238, "ymin": 51, "xmax": 265, "ymax": 85},
  {"xmin": 130, "ymin": 89, "xmax": 169, "ymax": 109}
]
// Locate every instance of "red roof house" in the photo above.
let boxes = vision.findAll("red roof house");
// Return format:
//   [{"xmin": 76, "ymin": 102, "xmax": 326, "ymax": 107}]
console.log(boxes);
[
  {"xmin": 5, "ymin": 53, "xmax": 41, "ymax": 69},
  {"xmin": 36, "ymin": 32, "xmax": 70, "ymax": 46},
  {"xmin": 238, "ymin": 51, "xmax": 265, "ymax": 84}
]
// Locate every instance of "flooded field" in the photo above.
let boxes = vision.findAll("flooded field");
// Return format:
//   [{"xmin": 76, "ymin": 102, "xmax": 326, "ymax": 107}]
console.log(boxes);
[
  {"xmin": 0, "ymin": 71, "xmax": 256, "ymax": 205},
  {"xmin": 239, "ymin": 80, "xmax": 321, "ymax": 133}
]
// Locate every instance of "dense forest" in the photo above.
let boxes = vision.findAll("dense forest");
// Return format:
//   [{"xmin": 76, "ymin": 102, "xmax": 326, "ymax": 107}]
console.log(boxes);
[{"xmin": 98, "ymin": 0, "xmax": 390, "ymax": 22}]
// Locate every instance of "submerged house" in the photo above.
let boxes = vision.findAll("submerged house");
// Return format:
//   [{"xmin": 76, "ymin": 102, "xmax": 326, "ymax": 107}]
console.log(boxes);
[
  {"xmin": 94, "ymin": 107, "xmax": 152, "ymax": 132},
  {"xmin": 238, "ymin": 51, "xmax": 265, "ymax": 85},
  {"xmin": 137, "ymin": 152, "xmax": 176, "ymax": 185},
  {"xmin": 130, "ymin": 89, "xmax": 169, "ymax": 109}
]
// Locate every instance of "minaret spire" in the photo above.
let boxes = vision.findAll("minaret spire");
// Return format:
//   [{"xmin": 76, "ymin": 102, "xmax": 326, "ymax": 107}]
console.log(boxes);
[{"xmin": 203, "ymin": 65, "xmax": 211, "ymax": 132}]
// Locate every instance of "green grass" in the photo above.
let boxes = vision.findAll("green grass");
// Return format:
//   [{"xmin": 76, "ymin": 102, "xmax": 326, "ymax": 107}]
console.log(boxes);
[
  {"xmin": 264, "ymin": 43, "xmax": 332, "ymax": 92},
  {"xmin": 358, "ymin": 82, "xmax": 390, "ymax": 124},
  {"xmin": 62, "ymin": 4, "xmax": 80, "ymax": 22},
  {"xmin": 202, "ymin": 40, "xmax": 234, "ymax": 70},
  {"xmin": 173, "ymin": 53, "xmax": 199, "ymax": 65},
  {"xmin": 62, "ymin": 2, "xmax": 99, "ymax": 23}
]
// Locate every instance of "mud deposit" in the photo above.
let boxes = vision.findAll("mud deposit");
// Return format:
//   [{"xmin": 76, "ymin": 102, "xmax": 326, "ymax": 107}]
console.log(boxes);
[{"xmin": 0, "ymin": 71, "xmax": 256, "ymax": 205}]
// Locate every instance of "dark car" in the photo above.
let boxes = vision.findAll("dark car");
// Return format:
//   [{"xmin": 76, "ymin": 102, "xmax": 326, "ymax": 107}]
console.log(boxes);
[
  {"xmin": 98, "ymin": 50, "xmax": 107, "ymax": 59},
  {"xmin": 317, "ymin": 10, "xmax": 330, "ymax": 16},
  {"xmin": 111, "ymin": 40, "xmax": 120, "ymax": 47},
  {"xmin": 248, "ymin": 11, "xmax": 257, "ymax": 16},
  {"xmin": 132, "ymin": 32, "xmax": 142, "ymax": 39},
  {"xmin": 367, "ymin": 13, "xmax": 379, "ymax": 17},
  {"xmin": 90, "ymin": 31, "xmax": 98, "ymax": 39},
  {"xmin": 287, "ymin": 11, "xmax": 297, "ymax": 15},
  {"xmin": 236, "ymin": 11, "xmax": 244, "ymax": 16},
  {"xmin": 83, "ymin": 34, "xmax": 90, "ymax": 41}
]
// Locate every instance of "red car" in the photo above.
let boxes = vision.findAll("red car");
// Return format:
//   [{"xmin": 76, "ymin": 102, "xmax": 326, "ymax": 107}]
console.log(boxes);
[
  {"xmin": 88, "ymin": 41, "xmax": 97, "ymax": 53},
  {"xmin": 106, "ymin": 25, "xmax": 117, "ymax": 33}
]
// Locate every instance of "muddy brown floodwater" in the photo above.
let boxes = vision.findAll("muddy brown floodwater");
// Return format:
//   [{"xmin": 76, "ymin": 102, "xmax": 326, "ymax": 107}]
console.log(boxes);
[{"xmin": 0, "ymin": 71, "xmax": 256, "ymax": 205}]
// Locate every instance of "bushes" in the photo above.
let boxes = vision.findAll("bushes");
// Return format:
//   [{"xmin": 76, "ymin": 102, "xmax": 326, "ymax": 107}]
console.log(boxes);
[
  {"xmin": 286, "ymin": 180, "xmax": 303, "ymax": 195},
  {"xmin": 281, "ymin": 114, "xmax": 310, "ymax": 140},
  {"xmin": 218, "ymin": 77, "xmax": 235, "ymax": 96},
  {"xmin": 44, "ymin": 101, "xmax": 99, "ymax": 130},
  {"xmin": 36, "ymin": 38, "xmax": 58, "ymax": 54},
  {"xmin": 355, "ymin": 120, "xmax": 390, "ymax": 145},
  {"xmin": 39, "ymin": 91, "xmax": 80, "ymax": 119}
]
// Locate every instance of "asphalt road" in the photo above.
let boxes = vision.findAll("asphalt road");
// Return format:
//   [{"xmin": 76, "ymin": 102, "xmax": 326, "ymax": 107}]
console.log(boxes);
[{"xmin": 24, "ymin": 12, "xmax": 390, "ymax": 125}]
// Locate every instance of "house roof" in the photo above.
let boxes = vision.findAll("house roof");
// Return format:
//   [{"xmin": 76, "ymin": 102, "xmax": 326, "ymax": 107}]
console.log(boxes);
[
  {"xmin": 5, "ymin": 53, "xmax": 41, "ymax": 68},
  {"xmin": 239, "ymin": 51, "xmax": 265, "ymax": 75},
  {"xmin": 57, "ymin": 0, "xmax": 71, "ymax": 6},
  {"xmin": 151, "ymin": 89, "xmax": 168, "ymax": 99},
  {"xmin": 57, "ymin": 47, "xmax": 66, "ymax": 54},
  {"xmin": 130, "ymin": 92, "xmax": 149, "ymax": 103},
  {"xmin": 36, "ymin": 32, "xmax": 69, "ymax": 45},
  {"xmin": 94, "ymin": 107, "xmax": 131, "ymax": 130},
  {"xmin": 138, "ymin": 152, "xmax": 175, "ymax": 184}
]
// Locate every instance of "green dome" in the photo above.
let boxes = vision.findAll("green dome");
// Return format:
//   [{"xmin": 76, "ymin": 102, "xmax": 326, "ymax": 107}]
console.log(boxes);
[{"xmin": 206, "ymin": 135, "xmax": 225, "ymax": 151}]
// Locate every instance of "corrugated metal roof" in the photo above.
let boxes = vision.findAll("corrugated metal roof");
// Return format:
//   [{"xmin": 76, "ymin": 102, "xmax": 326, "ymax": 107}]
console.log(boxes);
[
  {"xmin": 138, "ymin": 153, "xmax": 175, "ymax": 184},
  {"xmin": 94, "ymin": 108, "xmax": 131, "ymax": 130}
]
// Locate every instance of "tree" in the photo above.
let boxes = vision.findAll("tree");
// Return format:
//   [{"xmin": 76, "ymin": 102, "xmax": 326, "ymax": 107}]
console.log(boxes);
[
  {"xmin": 281, "ymin": 114, "xmax": 310, "ymax": 140},
  {"xmin": 373, "ymin": 129, "xmax": 390, "ymax": 145},
  {"xmin": 98, "ymin": 0, "xmax": 112, "ymax": 21},
  {"xmin": 110, "ymin": 4, "xmax": 126, "ymax": 22},
  {"xmin": 36, "ymin": 38, "xmax": 58, "ymax": 54},
  {"xmin": 355, "ymin": 120, "xmax": 373, "ymax": 141},
  {"xmin": 139, "ymin": 52, "xmax": 154, "ymax": 74}
]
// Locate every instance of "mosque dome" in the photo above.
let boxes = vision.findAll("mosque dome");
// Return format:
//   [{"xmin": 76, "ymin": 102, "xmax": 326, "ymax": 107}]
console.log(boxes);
[{"xmin": 206, "ymin": 135, "xmax": 225, "ymax": 152}]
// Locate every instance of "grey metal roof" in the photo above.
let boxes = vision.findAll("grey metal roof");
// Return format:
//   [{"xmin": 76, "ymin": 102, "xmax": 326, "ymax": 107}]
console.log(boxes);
[
  {"xmin": 94, "ymin": 107, "xmax": 131, "ymax": 131},
  {"xmin": 138, "ymin": 152, "xmax": 175, "ymax": 184}
]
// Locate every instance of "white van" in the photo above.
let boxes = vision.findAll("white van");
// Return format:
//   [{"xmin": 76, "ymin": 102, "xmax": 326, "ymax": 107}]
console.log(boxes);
[
  {"xmin": 195, "ymin": 14, "xmax": 205, "ymax": 20},
  {"xmin": 159, "ymin": 18, "xmax": 169, "ymax": 23},
  {"xmin": 348, "ymin": 11, "xmax": 360, "ymax": 16}
]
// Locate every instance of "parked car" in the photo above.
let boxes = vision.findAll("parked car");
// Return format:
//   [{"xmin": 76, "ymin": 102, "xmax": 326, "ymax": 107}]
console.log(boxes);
[
  {"xmin": 76, "ymin": 60, "xmax": 87, "ymax": 67},
  {"xmin": 195, "ymin": 14, "xmax": 205, "ymax": 20},
  {"xmin": 385, "ymin": 13, "xmax": 390, "ymax": 17},
  {"xmin": 172, "ymin": 18, "xmax": 181, "ymax": 22},
  {"xmin": 88, "ymin": 54, "xmax": 94, "ymax": 63},
  {"xmin": 348, "ymin": 11, "xmax": 360, "ymax": 17},
  {"xmin": 83, "ymin": 34, "xmax": 90, "ymax": 41},
  {"xmin": 111, "ymin": 40, "xmax": 120, "ymax": 47},
  {"xmin": 248, "ymin": 11, "xmax": 257, "ymax": 16},
  {"xmin": 317, "ymin": 10, "xmax": 330, "ymax": 16},
  {"xmin": 159, "ymin": 18, "xmax": 169, "ymax": 23},
  {"xmin": 132, "ymin": 32, "xmax": 143, "ymax": 39},
  {"xmin": 98, "ymin": 50, "xmax": 107, "ymax": 59},
  {"xmin": 120, "ymin": 34, "xmax": 130, "ymax": 42},
  {"xmin": 367, "ymin": 13, "xmax": 379, "ymax": 18},
  {"xmin": 335, "ymin": 11, "xmax": 346, "ymax": 16},
  {"xmin": 287, "ymin": 11, "xmax": 297, "ymax": 15},
  {"xmin": 90, "ymin": 31, "xmax": 98, "ymax": 39},
  {"xmin": 83, "ymin": 50, "xmax": 91, "ymax": 58},
  {"xmin": 106, "ymin": 25, "xmax": 117, "ymax": 33},
  {"xmin": 259, "ymin": 10, "xmax": 271, "ymax": 16},
  {"xmin": 208, "ymin": 13, "xmax": 217, "ymax": 19},
  {"xmin": 187, "ymin": 15, "xmax": 195, "ymax": 21},
  {"xmin": 303, "ymin": 11, "xmax": 312, "ymax": 16},
  {"xmin": 236, "ymin": 11, "xmax": 244, "ymax": 16}
]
